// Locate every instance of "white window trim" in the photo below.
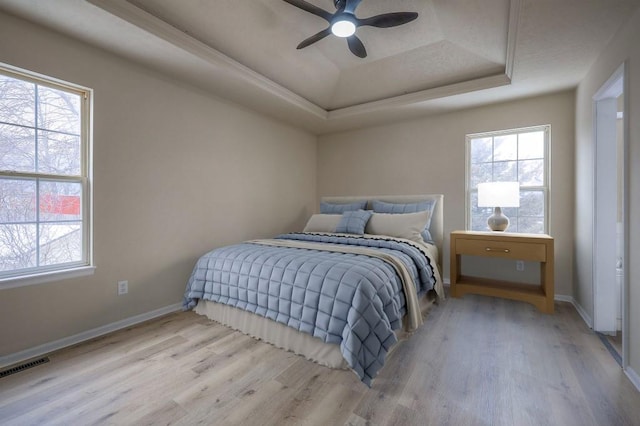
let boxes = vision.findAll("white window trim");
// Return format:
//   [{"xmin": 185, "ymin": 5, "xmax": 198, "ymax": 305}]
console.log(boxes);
[
  {"xmin": 0, "ymin": 63, "xmax": 94, "ymax": 289},
  {"xmin": 465, "ymin": 124, "xmax": 551, "ymax": 234},
  {"xmin": 0, "ymin": 266, "xmax": 96, "ymax": 290}
]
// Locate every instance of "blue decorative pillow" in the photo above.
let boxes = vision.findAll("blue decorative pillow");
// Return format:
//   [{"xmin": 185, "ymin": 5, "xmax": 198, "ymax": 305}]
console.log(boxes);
[
  {"xmin": 335, "ymin": 210, "xmax": 372, "ymax": 235},
  {"xmin": 371, "ymin": 200, "xmax": 436, "ymax": 242},
  {"xmin": 320, "ymin": 200, "xmax": 367, "ymax": 214}
]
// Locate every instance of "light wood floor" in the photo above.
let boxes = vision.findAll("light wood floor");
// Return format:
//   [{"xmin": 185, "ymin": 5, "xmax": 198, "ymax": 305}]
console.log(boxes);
[
  {"xmin": 1, "ymin": 294, "xmax": 639, "ymax": 425},
  {"xmin": 607, "ymin": 332, "xmax": 623, "ymax": 358}
]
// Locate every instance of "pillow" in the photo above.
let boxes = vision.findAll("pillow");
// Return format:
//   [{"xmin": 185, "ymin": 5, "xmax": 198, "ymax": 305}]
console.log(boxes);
[
  {"xmin": 303, "ymin": 214, "xmax": 342, "ymax": 233},
  {"xmin": 335, "ymin": 210, "xmax": 372, "ymax": 235},
  {"xmin": 365, "ymin": 210, "xmax": 430, "ymax": 243},
  {"xmin": 371, "ymin": 199, "xmax": 436, "ymax": 242},
  {"xmin": 320, "ymin": 200, "xmax": 367, "ymax": 214}
]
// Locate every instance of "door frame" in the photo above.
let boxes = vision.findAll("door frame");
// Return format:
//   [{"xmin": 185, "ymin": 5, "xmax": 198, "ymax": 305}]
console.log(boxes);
[{"xmin": 592, "ymin": 62, "xmax": 629, "ymax": 368}]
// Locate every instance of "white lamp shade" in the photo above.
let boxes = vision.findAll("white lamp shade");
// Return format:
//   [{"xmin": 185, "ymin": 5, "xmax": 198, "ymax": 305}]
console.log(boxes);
[{"xmin": 477, "ymin": 182, "xmax": 520, "ymax": 208}]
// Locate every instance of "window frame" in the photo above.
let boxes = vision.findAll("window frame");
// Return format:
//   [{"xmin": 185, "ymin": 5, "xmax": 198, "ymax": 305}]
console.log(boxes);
[
  {"xmin": 465, "ymin": 125, "xmax": 551, "ymax": 234},
  {"xmin": 0, "ymin": 63, "xmax": 94, "ymax": 289}
]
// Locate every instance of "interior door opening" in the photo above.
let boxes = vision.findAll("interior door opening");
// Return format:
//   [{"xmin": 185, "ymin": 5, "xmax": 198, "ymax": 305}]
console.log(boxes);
[{"xmin": 593, "ymin": 63, "xmax": 627, "ymax": 368}]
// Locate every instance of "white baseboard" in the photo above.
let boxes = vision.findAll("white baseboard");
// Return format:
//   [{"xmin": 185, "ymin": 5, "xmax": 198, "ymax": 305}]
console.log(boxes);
[
  {"xmin": 554, "ymin": 294, "xmax": 593, "ymax": 328},
  {"xmin": 0, "ymin": 303, "xmax": 182, "ymax": 369},
  {"xmin": 572, "ymin": 300, "xmax": 593, "ymax": 329},
  {"xmin": 625, "ymin": 366, "xmax": 640, "ymax": 392},
  {"xmin": 554, "ymin": 294, "xmax": 574, "ymax": 303}
]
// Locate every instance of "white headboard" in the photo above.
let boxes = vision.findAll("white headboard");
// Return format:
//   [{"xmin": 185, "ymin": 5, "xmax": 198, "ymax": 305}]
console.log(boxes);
[{"xmin": 320, "ymin": 194, "xmax": 444, "ymax": 265}]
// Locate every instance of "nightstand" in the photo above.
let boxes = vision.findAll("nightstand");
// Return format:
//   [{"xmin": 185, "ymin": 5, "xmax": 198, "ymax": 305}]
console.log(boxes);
[{"xmin": 450, "ymin": 230, "xmax": 554, "ymax": 313}]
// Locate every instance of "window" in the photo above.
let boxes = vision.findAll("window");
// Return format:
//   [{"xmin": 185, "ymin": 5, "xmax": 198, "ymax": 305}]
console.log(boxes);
[
  {"xmin": 0, "ymin": 64, "xmax": 92, "ymax": 285},
  {"xmin": 466, "ymin": 125, "xmax": 549, "ymax": 234}
]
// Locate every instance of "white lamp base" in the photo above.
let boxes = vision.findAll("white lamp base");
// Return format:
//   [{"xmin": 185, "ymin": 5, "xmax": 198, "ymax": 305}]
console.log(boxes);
[{"xmin": 487, "ymin": 207, "xmax": 510, "ymax": 231}]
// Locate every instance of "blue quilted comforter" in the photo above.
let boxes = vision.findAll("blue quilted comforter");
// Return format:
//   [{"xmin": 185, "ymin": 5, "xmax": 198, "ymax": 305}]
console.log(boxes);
[{"xmin": 183, "ymin": 233, "xmax": 438, "ymax": 385}]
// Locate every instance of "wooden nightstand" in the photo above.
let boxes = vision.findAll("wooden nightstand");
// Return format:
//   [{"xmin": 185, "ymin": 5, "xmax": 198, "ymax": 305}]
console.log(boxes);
[{"xmin": 450, "ymin": 230, "xmax": 555, "ymax": 313}]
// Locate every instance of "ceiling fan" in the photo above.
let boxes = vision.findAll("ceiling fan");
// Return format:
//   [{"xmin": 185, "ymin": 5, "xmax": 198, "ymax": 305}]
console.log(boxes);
[{"xmin": 282, "ymin": 0, "xmax": 419, "ymax": 58}]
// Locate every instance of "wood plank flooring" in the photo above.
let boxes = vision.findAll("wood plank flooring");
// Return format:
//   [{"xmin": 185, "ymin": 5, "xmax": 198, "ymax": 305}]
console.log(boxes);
[
  {"xmin": 607, "ymin": 332, "xmax": 623, "ymax": 359},
  {"xmin": 1, "ymin": 294, "xmax": 639, "ymax": 425}
]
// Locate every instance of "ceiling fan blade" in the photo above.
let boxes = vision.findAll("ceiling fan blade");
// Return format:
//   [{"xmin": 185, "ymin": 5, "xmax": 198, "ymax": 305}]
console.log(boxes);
[
  {"xmin": 297, "ymin": 27, "xmax": 332, "ymax": 49},
  {"xmin": 343, "ymin": 0, "xmax": 363, "ymax": 14},
  {"xmin": 282, "ymin": 0, "xmax": 333, "ymax": 22},
  {"xmin": 347, "ymin": 35, "xmax": 367, "ymax": 58},
  {"xmin": 357, "ymin": 12, "xmax": 419, "ymax": 28}
]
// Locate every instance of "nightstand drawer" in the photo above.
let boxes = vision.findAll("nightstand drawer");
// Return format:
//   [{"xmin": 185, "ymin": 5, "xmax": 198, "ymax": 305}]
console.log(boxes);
[{"xmin": 455, "ymin": 238, "xmax": 547, "ymax": 261}]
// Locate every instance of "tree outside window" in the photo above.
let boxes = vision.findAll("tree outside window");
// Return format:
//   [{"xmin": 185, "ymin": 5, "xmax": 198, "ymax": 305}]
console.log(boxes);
[
  {"xmin": 466, "ymin": 126, "xmax": 549, "ymax": 234},
  {"xmin": 0, "ymin": 66, "xmax": 91, "ymax": 280}
]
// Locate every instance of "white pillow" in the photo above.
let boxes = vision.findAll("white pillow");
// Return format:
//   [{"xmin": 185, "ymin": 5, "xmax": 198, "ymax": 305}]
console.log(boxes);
[
  {"xmin": 365, "ymin": 211, "xmax": 429, "ymax": 243},
  {"xmin": 303, "ymin": 214, "xmax": 342, "ymax": 233}
]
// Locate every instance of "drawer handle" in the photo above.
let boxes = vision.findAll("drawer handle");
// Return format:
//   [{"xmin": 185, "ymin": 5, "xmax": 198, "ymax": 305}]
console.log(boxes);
[{"xmin": 486, "ymin": 247, "xmax": 510, "ymax": 253}]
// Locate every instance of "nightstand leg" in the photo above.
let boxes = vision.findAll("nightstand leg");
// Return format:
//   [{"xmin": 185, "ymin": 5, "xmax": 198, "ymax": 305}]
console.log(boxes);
[
  {"xmin": 450, "ymin": 250, "xmax": 459, "ymax": 298},
  {"xmin": 541, "ymin": 261, "xmax": 554, "ymax": 314}
]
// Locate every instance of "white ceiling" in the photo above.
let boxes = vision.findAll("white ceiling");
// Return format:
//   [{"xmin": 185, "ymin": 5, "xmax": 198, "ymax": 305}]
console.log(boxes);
[{"xmin": 0, "ymin": 0, "xmax": 638, "ymax": 134}]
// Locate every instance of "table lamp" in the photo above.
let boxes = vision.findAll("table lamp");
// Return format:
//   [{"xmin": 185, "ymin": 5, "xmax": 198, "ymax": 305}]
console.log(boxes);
[{"xmin": 477, "ymin": 182, "xmax": 520, "ymax": 231}]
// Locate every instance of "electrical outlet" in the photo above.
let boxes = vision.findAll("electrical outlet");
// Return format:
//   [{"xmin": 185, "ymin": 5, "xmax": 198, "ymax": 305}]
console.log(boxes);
[
  {"xmin": 516, "ymin": 261, "xmax": 525, "ymax": 272},
  {"xmin": 118, "ymin": 280, "xmax": 128, "ymax": 295}
]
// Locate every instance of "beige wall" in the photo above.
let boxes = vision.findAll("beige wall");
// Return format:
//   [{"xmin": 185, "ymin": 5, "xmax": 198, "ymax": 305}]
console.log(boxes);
[
  {"xmin": 4, "ymin": 3, "xmax": 637, "ymax": 383},
  {"xmin": 318, "ymin": 91, "xmax": 576, "ymax": 297},
  {"xmin": 575, "ymin": 7, "xmax": 640, "ymax": 379},
  {"xmin": 0, "ymin": 12, "xmax": 317, "ymax": 356}
]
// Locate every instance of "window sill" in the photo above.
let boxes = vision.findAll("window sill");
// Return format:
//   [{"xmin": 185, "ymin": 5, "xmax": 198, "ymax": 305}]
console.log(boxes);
[{"xmin": 0, "ymin": 266, "xmax": 96, "ymax": 290}]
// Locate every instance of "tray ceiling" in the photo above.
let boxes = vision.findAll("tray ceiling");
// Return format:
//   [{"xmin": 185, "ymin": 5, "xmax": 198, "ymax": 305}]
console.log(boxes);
[
  {"xmin": 0, "ymin": 0, "xmax": 639, "ymax": 133},
  {"xmin": 127, "ymin": 0, "xmax": 511, "ymax": 110}
]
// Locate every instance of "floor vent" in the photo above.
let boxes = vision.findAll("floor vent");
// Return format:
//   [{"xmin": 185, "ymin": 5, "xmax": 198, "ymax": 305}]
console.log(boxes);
[{"xmin": 0, "ymin": 357, "xmax": 50, "ymax": 379}]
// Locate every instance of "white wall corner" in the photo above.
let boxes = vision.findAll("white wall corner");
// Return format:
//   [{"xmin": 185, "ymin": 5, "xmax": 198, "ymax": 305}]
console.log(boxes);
[{"xmin": 0, "ymin": 303, "xmax": 183, "ymax": 369}]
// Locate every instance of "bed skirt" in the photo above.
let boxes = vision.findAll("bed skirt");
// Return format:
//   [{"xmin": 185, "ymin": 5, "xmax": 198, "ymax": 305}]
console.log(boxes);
[{"xmin": 194, "ymin": 290, "xmax": 437, "ymax": 370}]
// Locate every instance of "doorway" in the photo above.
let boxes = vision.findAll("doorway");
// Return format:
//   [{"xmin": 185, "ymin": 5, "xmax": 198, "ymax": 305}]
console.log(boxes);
[{"xmin": 593, "ymin": 63, "xmax": 627, "ymax": 366}]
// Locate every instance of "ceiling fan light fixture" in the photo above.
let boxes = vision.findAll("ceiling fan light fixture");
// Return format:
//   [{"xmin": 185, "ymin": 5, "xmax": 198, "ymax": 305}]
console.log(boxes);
[
  {"xmin": 331, "ymin": 17, "xmax": 356, "ymax": 37},
  {"xmin": 284, "ymin": 0, "xmax": 419, "ymax": 58}
]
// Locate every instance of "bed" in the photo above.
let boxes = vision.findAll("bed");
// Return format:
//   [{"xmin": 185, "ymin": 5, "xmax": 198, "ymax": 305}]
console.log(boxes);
[{"xmin": 183, "ymin": 195, "xmax": 444, "ymax": 385}]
